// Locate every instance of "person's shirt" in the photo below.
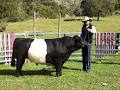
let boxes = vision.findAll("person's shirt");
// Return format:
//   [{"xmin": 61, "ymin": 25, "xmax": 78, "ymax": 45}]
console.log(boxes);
[
  {"xmin": 87, "ymin": 26, "xmax": 96, "ymax": 34},
  {"xmin": 80, "ymin": 25, "xmax": 96, "ymax": 44}
]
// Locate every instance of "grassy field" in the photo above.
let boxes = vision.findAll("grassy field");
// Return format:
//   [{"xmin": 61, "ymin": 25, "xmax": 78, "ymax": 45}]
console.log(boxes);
[
  {"xmin": 6, "ymin": 15, "xmax": 120, "ymax": 33},
  {"xmin": 0, "ymin": 15, "xmax": 120, "ymax": 90},
  {"xmin": 0, "ymin": 60, "xmax": 120, "ymax": 90}
]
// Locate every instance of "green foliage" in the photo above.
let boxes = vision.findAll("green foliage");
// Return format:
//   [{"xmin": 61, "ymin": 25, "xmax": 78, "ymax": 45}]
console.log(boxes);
[
  {"xmin": 81, "ymin": 0, "xmax": 118, "ymax": 17},
  {"xmin": 0, "ymin": 0, "xmax": 59, "ymax": 22},
  {"xmin": 24, "ymin": 0, "xmax": 59, "ymax": 19},
  {"xmin": 35, "ymin": 1, "xmax": 59, "ymax": 19},
  {"xmin": 115, "ymin": 10, "xmax": 120, "ymax": 15},
  {"xmin": 58, "ymin": 0, "xmax": 81, "ymax": 17},
  {"xmin": 0, "ymin": 0, "xmax": 28, "ymax": 22},
  {"xmin": 0, "ymin": 0, "xmax": 119, "ymax": 22},
  {"xmin": 115, "ymin": 0, "xmax": 120, "ymax": 10},
  {"xmin": 81, "ymin": 0, "xmax": 96, "ymax": 17}
]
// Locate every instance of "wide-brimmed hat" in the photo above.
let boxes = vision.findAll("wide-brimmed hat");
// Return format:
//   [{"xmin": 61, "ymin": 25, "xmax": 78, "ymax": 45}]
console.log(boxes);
[{"xmin": 82, "ymin": 16, "xmax": 91, "ymax": 22}]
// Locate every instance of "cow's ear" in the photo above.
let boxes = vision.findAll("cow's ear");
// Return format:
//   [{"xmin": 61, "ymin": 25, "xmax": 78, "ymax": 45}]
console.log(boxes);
[
  {"xmin": 73, "ymin": 35, "xmax": 79, "ymax": 41},
  {"xmin": 64, "ymin": 34, "xmax": 66, "ymax": 37}
]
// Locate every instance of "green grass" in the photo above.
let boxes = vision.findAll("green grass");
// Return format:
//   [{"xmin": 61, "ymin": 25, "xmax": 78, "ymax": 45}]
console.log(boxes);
[
  {"xmin": 0, "ymin": 61, "xmax": 120, "ymax": 90},
  {"xmin": 6, "ymin": 15, "xmax": 120, "ymax": 33}
]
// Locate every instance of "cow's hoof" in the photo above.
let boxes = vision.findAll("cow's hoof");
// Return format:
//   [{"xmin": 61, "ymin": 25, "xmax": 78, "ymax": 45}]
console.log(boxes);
[
  {"xmin": 56, "ymin": 74, "xmax": 62, "ymax": 77},
  {"xmin": 16, "ymin": 74, "xmax": 24, "ymax": 77},
  {"xmin": 36, "ymin": 64, "xmax": 38, "ymax": 65},
  {"xmin": 16, "ymin": 73, "xmax": 23, "ymax": 77}
]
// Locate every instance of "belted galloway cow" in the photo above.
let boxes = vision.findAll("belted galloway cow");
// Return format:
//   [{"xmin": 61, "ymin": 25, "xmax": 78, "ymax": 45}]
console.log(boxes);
[{"xmin": 11, "ymin": 35, "xmax": 84, "ymax": 77}]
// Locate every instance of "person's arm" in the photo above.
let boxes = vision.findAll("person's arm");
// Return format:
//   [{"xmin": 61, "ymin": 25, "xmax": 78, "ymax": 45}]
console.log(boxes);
[
  {"xmin": 87, "ymin": 26, "xmax": 96, "ymax": 33},
  {"xmin": 79, "ymin": 31, "xmax": 82, "ymax": 37}
]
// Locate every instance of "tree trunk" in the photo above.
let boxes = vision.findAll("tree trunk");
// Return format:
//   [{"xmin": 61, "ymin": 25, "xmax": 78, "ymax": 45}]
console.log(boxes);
[{"xmin": 97, "ymin": 11, "xmax": 100, "ymax": 21}]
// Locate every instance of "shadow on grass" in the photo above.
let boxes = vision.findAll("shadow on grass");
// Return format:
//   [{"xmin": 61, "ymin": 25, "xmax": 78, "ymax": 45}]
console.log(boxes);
[
  {"xmin": 62, "ymin": 66, "xmax": 81, "ymax": 71},
  {"xmin": 0, "ymin": 67, "xmax": 82, "ymax": 77},
  {"xmin": 69, "ymin": 60, "xmax": 95, "ymax": 63},
  {"xmin": 64, "ymin": 18, "xmax": 104, "ymax": 22},
  {"xmin": 98, "ymin": 61, "xmax": 120, "ymax": 65},
  {"xmin": 69, "ymin": 59, "xmax": 120, "ymax": 65},
  {"xmin": 0, "ymin": 69, "xmax": 54, "ymax": 77},
  {"xmin": 23, "ymin": 69, "xmax": 53, "ymax": 76}
]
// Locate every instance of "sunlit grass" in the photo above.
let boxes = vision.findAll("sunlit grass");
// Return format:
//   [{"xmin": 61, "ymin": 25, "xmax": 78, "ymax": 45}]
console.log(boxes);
[
  {"xmin": 0, "ymin": 61, "xmax": 120, "ymax": 90},
  {"xmin": 6, "ymin": 15, "xmax": 120, "ymax": 33}
]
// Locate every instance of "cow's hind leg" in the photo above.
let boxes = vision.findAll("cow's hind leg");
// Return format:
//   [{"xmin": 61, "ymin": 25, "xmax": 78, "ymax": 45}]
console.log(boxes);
[{"xmin": 16, "ymin": 57, "xmax": 25, "ymax": 77}]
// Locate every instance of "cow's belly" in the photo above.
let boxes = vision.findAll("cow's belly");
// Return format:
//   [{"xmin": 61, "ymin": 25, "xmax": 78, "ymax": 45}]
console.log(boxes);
[{"xmin": 28, "ymin": 39, "xmax": 47, "ymax": 63}]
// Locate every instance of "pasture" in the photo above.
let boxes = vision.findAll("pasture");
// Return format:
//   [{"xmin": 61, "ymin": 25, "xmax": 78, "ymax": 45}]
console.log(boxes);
[
  {"xmin": 6, "ymin": 15, "xmax": 120, "ymax": 33},
  {"xmin": 0, "ymin": 15, "xmax": 120, "ymax": 90},
  {"xmin": 0, "ymin": 60, "xmax": 120, "ymax": 90}
]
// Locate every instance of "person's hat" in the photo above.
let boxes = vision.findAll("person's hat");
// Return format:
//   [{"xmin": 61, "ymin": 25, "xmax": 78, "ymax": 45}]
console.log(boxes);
[{"xmin": 82, "ymin": 16, "xmax": 91, "ymax": 22}]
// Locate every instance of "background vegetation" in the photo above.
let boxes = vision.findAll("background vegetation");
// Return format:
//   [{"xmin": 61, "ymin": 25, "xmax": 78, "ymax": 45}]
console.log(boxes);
[{"xmin": 0, "ymin": 0, "xmax": 120, "ymax": 22}]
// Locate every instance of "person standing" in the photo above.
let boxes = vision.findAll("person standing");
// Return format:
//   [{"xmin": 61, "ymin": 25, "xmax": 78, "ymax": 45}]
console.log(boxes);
[{"xmin": 80, "ymin": 16, "xmax": 96, "ymax": 72}]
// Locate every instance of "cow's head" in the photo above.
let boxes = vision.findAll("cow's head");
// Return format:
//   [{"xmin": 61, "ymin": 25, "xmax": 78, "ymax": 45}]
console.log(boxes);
[{"xmin": 73, "ymin": 35, "xmax": 84, "ymax": 49}]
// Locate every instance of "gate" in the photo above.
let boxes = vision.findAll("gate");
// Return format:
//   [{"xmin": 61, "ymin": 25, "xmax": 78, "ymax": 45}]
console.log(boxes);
[{"xmin": 95, "ymin": 32, "xmax": 120, "ymax": 60}]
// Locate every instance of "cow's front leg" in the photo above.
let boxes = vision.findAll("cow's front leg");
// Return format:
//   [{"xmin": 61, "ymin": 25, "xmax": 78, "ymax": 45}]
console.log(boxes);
[
  {"xmin": 56, "ymin": 66, "xmax": 62, "ymax": 77},
  {"xmin": 55, "ymin": 59, "xmax": 62, "ymax": 77}
]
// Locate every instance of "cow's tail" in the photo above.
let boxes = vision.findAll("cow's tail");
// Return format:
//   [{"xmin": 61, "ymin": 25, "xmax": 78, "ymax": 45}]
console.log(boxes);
[
  {"xmin": 11, "ymin": 52, "xmax": 15, "ymax": 67},
  {"xmin": 11, "ymin": 39, "xmax": 16, "ymax": 67}
]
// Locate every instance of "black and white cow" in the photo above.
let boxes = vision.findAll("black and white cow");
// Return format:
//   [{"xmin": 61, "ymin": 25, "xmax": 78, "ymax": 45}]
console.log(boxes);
[{"xmin": 11, "ymin": 35, "xmax": 84, "ymax": 77}]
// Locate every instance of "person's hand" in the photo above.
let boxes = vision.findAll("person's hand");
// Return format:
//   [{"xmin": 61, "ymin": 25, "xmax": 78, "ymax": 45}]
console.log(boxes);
[{"xmin": 87, "ymin": 28, "xmax": 91, "ymax": 32}]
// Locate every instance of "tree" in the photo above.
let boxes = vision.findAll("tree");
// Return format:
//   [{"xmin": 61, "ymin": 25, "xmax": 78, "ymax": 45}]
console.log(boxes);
[
  {"xmin": 24, "ymin": 0, "xmax": 59, "ymax": 19},
  {"xmin": 115, "ymin": 0, "xmax": 120, "ymax": 10},
  {"xmin": 81, "ymin": 0, "xmax": 96, "ymax": 17},
  {"xmin": 81, "ymin": 0, "xmax": 117, "ymax": 20},
  {"xmin": 0, "ymin": 0, "xmax": 27, "ymax": 22}
]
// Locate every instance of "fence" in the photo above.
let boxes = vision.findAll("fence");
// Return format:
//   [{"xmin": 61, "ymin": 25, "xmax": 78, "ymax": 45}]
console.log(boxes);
[
  {"xmin": 95, "ymin": 32, "xmax": 120, "ymax": 60},
  {"xmin": 0, "ymin": 32, "xmax": 120, "ymax": 64},
  {"xmin": 0, "ymin": 33, "xmax": 15, "ymax": 64},
  {"xmin": 0, "ymin": 32, "xmax": 33, "ymax": 64}
]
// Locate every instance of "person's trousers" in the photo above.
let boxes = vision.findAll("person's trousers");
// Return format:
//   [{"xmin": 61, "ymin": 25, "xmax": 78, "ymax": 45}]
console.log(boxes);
[{"xmin": 82, "ymin": 43, "xmax": 92, "ymax": 71}]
